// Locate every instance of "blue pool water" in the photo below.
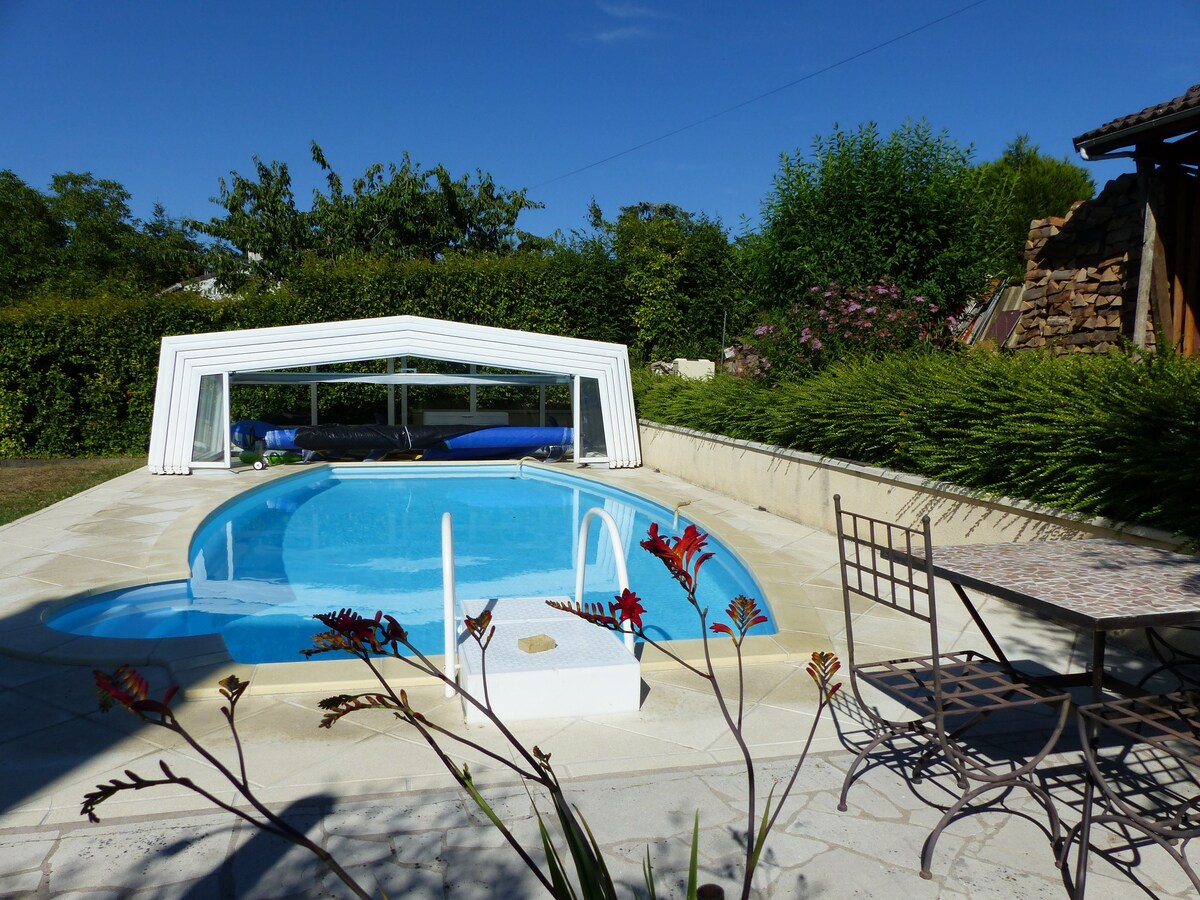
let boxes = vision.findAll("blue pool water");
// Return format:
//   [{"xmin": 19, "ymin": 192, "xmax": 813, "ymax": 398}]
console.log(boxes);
[{"xmin": 49, "ymin": 464, "xmax": 770, "ymax": 663}]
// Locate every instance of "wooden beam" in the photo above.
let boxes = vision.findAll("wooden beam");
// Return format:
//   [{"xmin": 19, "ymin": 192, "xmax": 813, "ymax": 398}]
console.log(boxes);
[
  {"xmin": 1172, "ymin": 167, "xmax": 1188, "ymax": 347},
  {"xmin": 1185, "ymin": 173, "xmax": 1200, "ymax": 355},
  {"xmin": 1141, "ymin": 168, "xmax": 1176, "ymax": 346},
  {"xmin": 1134, "ymin": 133, "xmax": 1200, "ymax": 167},
  {"xmin": 1151, "ymin": 217, "xmax": 1175, "ymax": 346},
  {"xmin": 1133, "ymin": 165, "xmax": 1157, "ymax": 348},
  {"xmin": 1164, "ymin": 129, "xmax": 1200, "ymax": 161}
]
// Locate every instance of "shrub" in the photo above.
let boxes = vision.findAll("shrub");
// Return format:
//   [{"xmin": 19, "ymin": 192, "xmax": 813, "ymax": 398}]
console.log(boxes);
[
  {"xmin": 634, "ymin": 349, "xmax": 1200, "ymax": 539},
  {"xmin": 747, "ymin": 120, "xmax": 1009, "ymax": 315},
  {"xmin": 0, "ymin": 291, "xmax": 235, "ymax": 457},
  {"xmin": 976, "ymin": 135, "xmax": 1096, "ymax": 276},
  {"xmin": 0, "ymin": 253, "xmax": 608, "ymax": 457},
  {"xmin": 727, "ymin": 278, "xmax": 958, "ymax": 380}
]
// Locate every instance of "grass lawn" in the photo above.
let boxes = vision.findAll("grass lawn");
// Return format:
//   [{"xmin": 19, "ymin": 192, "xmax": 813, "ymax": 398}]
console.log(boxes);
[{"xmin": 0, "ymin": 458, "xmax": 143, "ymax": 527}]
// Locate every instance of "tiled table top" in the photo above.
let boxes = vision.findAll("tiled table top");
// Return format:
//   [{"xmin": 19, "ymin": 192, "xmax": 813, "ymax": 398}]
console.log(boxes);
[{"xmin": 930, "ymin": 539, "xmax": 1200, "ymax": 630}]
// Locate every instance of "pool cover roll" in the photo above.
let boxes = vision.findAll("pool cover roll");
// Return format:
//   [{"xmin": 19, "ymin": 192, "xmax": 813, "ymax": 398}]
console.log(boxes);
[
  {"xmin": 231, "ymin": 419, "xmax": 279, "ymax": 449},
  {"xmin": 266, "ymin": 424, "xmax": 573, "ymax": 459},
  {"xmin": 423, "ymin": 425, "xmax": 573, "ymax": 460}
]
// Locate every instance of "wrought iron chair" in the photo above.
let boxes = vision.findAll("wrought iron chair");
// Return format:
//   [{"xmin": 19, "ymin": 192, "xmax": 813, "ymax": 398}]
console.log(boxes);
[
  {"xmin": 1137, "ymin": 625, "xmax": 1200, "ymax": 692},
  {"xmin": 1065, "ymin": 693, "xmax": 1200, "ymax": 897},
  {"xmin": 832, "ymin": 495, "xmax": 1072, "ymax": 879}
]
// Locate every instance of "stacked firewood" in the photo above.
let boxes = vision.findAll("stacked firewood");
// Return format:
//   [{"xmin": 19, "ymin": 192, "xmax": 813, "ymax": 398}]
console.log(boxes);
[{"xmin": 1011, "ymin": 173, "xmax": 1144, "ymax": 354}]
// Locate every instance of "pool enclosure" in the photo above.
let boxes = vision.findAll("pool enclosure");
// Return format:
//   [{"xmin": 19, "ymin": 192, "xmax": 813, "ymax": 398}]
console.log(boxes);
[{"xmin": 147, "ymin": 315, "xmax": 642, "ymax": 474}]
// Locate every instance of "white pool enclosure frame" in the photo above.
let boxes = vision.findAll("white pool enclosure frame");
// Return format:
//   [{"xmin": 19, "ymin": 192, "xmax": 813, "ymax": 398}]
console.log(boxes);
[{"xmin": 147, "ymin": 315, "xmax": 642, "ymax": 474}]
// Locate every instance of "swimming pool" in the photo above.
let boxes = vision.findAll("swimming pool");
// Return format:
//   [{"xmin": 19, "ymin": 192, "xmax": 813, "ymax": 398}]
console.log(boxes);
[{"xmin": 48, "ymin": 464, "xmax": 770, "ymax": 663}]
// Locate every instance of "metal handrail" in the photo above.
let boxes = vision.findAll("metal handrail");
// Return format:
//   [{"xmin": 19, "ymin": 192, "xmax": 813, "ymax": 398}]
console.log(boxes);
[
  {"xmin": 441, "ymin": 511, "xmax": 457, "ymax": 698},
  {"xmin": 575, "ymin": 508, "xmax": 635, "ymax": 653}
]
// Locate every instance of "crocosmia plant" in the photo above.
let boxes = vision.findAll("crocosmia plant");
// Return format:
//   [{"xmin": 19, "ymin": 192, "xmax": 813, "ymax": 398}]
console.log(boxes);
[
  {"xmin": 84, "ymin": 523, "xmax": 840, "ymax": 900},
  {"xmin": 551, "ymin": 523, "xmax": 841, "ymax": 899}
]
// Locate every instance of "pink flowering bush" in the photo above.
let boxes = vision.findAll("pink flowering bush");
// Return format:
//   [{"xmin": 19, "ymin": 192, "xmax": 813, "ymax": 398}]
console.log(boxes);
[{"xmin": 727, "ymin": 279, "xmax": 961, "ymax": 381}]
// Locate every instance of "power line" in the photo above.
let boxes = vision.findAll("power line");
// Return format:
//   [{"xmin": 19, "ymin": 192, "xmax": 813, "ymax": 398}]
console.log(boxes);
[{"xmin": 534, "ymin": 0, "xmax": 993, "ymax": 189}]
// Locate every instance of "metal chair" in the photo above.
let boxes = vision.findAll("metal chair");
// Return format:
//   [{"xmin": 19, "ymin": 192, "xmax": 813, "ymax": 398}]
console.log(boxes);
[
  {"xmin": 832, "ymin": 495, "xmax": 1072, "ymax": 879},
  {"xmin": 1137, "ymin": 624, "xmax": 1200, "ymax": 692},
  {"xmin": 1065, "ymin": 693, "xmax": 1200, "ymax": 897}
]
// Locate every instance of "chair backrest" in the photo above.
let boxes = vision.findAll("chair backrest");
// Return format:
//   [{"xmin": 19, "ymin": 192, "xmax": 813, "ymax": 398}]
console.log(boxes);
[{"xmin": 834, "ymin": 494, "xmax": 940, "ymax": 672}]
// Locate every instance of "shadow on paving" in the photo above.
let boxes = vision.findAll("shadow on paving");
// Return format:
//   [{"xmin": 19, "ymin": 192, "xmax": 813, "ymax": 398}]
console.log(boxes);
[
  {"xmin": 828, "ymin": 673, "xmax": 1200, "ymax": 899},
  {"xmin": 0, "ymin": 601, "xmax": 232, "ymax": 819}
]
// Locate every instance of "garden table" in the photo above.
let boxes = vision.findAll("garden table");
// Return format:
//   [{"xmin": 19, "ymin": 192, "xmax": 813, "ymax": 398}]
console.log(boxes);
[
  {"xmin": 917, "ymin": 538, "xmax": 1200, "ymax": 899},
  {"xmin": 921, "ymin": 538, "xmax": 1200, "ymax": 701}
]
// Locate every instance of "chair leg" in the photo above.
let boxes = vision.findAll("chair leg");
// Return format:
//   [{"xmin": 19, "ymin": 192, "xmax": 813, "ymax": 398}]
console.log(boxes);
[
  {"xmin": 913, "ymin": 716, "xmax": 985, "ymax": 786},
  {"xmin": 1069, "ymin": 813, "xmax": 1200, "ymax": 897},
  {"xmin": 1057, "ymin": 819, "xmax": 1086, "ymax": 900},
  {"xmin": 911, "ymin": 734, "xmax": 965, "ymax": 789},
  {"xmin": 838, "ymin": 727, "xmax": 912, "ymax": 812},
  {"xmin": 919, "ymin": 777, "xmax": 1062, "ymax": 880}
]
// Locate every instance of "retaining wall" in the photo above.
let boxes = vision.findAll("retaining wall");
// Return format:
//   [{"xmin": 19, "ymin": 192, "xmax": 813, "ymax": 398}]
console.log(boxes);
[{"xmin": 638, "ymin": 420, "xmax": 1182, "ymax": 549}]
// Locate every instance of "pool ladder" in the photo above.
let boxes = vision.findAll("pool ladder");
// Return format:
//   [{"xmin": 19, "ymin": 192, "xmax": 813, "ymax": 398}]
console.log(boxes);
[{"xmin": 440, "ymin": 508, "xmax": 634, "ymax": 697}]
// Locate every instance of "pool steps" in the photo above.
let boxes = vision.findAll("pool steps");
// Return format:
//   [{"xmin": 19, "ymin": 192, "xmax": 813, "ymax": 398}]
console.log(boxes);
[
  {"xmin": 443, "ymin": 509, "xmax": 640, "ymax": 721},
  {"xmin": 456, "ymin": 597, "xmax": 640, "ymax": 724}
]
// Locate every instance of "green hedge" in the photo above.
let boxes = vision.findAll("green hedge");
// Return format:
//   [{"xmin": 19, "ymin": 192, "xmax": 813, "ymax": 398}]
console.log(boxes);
[
  {"xmin": 0, "ymin": 294, "xmax": 238, "ymax": 457},
  {"xmin": 0, "ymin": 254, "xmax": 624, "ymax": 458},
  {"xmin": 11, "ymin": 257, "xmax": 1197, "ymax": 543},
  {"xmin": 633, "ymin": 349, "xmax": 1200, "ymax": 539}
]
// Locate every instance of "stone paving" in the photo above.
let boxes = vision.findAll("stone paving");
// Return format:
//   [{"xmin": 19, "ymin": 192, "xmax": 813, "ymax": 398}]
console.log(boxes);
[{"xmin": 0, "ymin": 463, "xmax": 1194, "ymax": 897}]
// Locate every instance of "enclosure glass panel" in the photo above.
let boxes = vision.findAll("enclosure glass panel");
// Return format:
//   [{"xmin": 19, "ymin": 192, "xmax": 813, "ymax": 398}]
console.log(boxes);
[
  {"xmin": 578, "ymin": 377, "xmax": 608, "ymax": 460},
  {"xmin": 191, "ymin": 374, "xmax": 227, "ymax": 464}
]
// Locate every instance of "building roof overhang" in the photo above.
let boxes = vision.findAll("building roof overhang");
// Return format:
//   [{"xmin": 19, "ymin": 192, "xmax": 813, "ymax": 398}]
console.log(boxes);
[{"xmin": 1074, "ymin": 84, "xmax": 1200, "ymax": 164}]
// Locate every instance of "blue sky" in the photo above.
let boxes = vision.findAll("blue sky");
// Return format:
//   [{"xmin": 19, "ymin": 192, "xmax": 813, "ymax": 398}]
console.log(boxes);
[{"xmin": 1, "ymin": 1, "xmax": 1196, "ymax": 241}]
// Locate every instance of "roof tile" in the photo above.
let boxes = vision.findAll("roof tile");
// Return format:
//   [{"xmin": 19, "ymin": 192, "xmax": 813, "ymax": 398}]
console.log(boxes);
[{"xmin": 1075, "ymin": 84, "xmax": 1200, "ymax": 144}]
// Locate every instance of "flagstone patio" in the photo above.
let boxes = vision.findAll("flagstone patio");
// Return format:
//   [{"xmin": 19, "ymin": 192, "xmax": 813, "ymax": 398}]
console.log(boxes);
[{"xmin": 0, "ymin": 464, "xmax": 1190, "ymax": 897}]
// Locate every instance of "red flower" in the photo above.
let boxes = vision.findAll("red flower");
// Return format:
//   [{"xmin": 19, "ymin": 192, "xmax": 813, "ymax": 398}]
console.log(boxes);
[
  {"xmin": 381, "ymin": 614, "xmax": 408, "ymax": 644},
  {"xmin": 307, "ymin": 608, "xmax": 413, "ymax": 657},
  {"xmin": 464, "ymin": 609, "xmax": 492, "ymax": 639},
  {"xmin": 313, "ymin": 608, "xmax": 382, "ymax": 651},
  {"xmin": 641, "ymin": 522, "xmax": 713, "ymax": 595},
  {"xmin": 464, "ymin": 610, "xmax": 495, "ymax": 650},
  {"xmin": 806, "ymin": 651, "xmax": 843, "ymax": 703},
  {"xmin": 715, "ymin": 595, "xmax": 769, "ymax": 638},
  {"xmin": 609, "ymin": 588, "xmax": 646, "ymax": 631},
  {"xmin": 95, "ymin": 666, "xmax": 178, "ymax": 716}
]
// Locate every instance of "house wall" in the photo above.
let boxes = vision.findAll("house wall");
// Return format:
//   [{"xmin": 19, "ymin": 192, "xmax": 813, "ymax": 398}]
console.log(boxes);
[{"xmin": 1011, "ymin": 173, "xmax": 1148, "ymax": 354}]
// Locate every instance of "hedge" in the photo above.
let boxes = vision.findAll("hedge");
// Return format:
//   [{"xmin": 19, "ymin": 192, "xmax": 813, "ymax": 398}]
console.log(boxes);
[
  {"xmin": 0, "ymin": 254, "xmax": 627, "ymax": 457},
  {"xmin": 633, "ymin": 349, "xmax": 1200, "ymax": 540}
]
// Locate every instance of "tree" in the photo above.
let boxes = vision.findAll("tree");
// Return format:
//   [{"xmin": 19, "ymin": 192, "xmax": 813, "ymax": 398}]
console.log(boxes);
[
  {"xmin": 0, "ymin": 170, "xmax": 64, "ymax": 302},
  {"xmin": 128, "ymin": 203, "xmax": 206, "ymax": 289},
  {"xmin": 47, "ymin": 172, "xmax": 137, "ymax": 285},
  {"xmin": 193, "ymin": 157, "xmax": 310, "ymax": 286},
  {"xmin": 0, "ymin": 171, "xmax": 202, "ymax": 302},
  {"xmin": 977, "ymin": 135, "xmax": 1096, "ymax": 275},
  {"xmin": 571, "ymin": 202, "xmax": 749, "ymax": 361},
  {"xmin": 194, "ymin": 143, "xmax": 543, "ymax": 288},
  {"xmin": 748, "ymin": 120, "xmax": 1011, "ymax": 315}
]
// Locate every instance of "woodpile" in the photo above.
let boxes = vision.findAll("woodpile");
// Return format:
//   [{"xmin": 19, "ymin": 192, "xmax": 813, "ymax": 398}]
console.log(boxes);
[{"xmin": 1011, "ymin": 173, "xmax": 1145, "ymax": 354}]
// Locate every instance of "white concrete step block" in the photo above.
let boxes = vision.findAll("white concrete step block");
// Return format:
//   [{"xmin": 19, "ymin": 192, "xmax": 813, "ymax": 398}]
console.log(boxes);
[{"xmin": 457, "ymin": 598, "xmax": 640, "ymax": 723}]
